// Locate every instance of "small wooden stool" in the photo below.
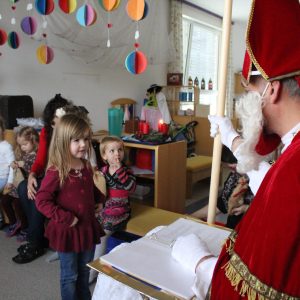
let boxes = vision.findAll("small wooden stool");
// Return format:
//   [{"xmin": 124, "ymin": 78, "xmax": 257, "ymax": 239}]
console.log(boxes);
[{"xmin": 186, "ymin": 155, "xmax": 213, "ymax": 198}]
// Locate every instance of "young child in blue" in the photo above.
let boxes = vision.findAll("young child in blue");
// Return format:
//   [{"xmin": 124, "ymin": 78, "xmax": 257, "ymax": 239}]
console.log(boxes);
[
  {"xmin": 0, "ymin": 116, "xmax": 15, "ymax": 229},
  {"xmin": 35, "ymin": 114, "xmax": 105, "ymax": 300},
  {"xmin": 89, "ymin": 135, "xmax": 136, "ymax": 283}
]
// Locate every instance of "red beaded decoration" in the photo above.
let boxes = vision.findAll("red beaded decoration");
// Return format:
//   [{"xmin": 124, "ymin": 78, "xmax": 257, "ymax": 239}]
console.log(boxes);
[
  {"xmin": 134, "ymin": 42, "xmax": 140, "ymax": 48},
  {"xmin": 107, "ymin": 23, "xmax": 112, "ymax": 28}
]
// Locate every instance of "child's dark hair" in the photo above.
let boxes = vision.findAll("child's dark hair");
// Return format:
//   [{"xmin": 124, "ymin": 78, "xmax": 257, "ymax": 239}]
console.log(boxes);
[
  {"xmin": 15, "ymin": 126, "xmax": 39, "ymax": 160},
  {"xmin": 43, "ymin": 94, "xmax": 71, "ymax": 145}
]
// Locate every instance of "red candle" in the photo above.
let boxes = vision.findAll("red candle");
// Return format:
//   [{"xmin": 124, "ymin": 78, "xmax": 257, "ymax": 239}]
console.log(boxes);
[
  {"xmin": 142, "ymin": 122, "xmax": 150, "ymax": 134},
  {"xmin": 161, "ymin": 123, "xmax": 169, "ymax": 135},
  {"xmin": 138, "ymin": 121, "xmax": 144, "ymax": 133},
  {"xmin": 158, "ymin": 119, "xmax": 163, "ymax": 132}
]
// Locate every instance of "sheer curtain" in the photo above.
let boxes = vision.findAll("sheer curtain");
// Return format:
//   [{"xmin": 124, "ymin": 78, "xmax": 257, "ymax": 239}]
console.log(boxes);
[{"xmin": 168, "ymin": 0, "xmax": 183, "ymax": 73}]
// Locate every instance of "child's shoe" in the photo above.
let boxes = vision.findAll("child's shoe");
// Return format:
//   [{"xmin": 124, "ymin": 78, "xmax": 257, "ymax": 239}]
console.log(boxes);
[{"xmin": 6, "ymin": 221, "xmax": 21, "ymax": 237}]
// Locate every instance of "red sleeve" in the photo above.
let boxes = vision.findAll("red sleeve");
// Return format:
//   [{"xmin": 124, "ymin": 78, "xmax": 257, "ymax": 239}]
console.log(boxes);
[
  {"xmin": 31, "ymin": 127, "xmax": 48, "ymax": 176},
  {"xmin": 35, "ymin": 168, "xmax": 75, "ymax": 226}
]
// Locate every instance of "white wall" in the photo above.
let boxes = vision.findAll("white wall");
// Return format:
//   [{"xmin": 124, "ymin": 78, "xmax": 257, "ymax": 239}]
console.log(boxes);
[
  {"xmin": 231, "ymin": 21, "xmax": 247, "ymax": 73},
  {"xmin": 0, "ymin": 1, "xmax": 168, "ymax": 131}
]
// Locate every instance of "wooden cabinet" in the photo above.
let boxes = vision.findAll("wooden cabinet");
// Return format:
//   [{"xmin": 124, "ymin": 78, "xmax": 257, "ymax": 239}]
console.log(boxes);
[
  {"xmin": 124, "ymin": 141, "xmax": 187, "ymax": 214},
  {"xmin": 162, "ymin": 85, "xmax": 200, "ymax": 117}
]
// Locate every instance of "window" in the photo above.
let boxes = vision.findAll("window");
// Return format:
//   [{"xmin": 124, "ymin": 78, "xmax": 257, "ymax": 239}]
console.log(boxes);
[
  {"xmin": 183, "ymin": 17, "xmax": 220, "ymax": 88},
  {"xmin": 183, "ymin": 17, "xmax": 220, "ymax": 110}
]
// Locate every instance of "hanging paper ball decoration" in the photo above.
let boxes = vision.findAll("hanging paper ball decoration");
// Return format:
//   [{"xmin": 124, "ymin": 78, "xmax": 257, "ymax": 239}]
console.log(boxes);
[
  {"xmin": 35, "ymin": 0, "xmax": 55, "ymax": 15},
  {"xmin": 76, "ymin": 4, "xmax": 97, "ymax": 27},
  {"xmin": 99, "ymin": 0, "xmax": 120, "ymax": 12},
  {"xmin": 10, "ymin": 0, "xmax": 19, "ymax": 4},
  {"xmin": 140, "ymin": 1, "xmax": 148, "ymax": 20},
  {"xmin": 7, "ymin": 31, "xmax": 20, "ymax": 49},
  {"xmin": 21, "ymin": 16, "xmax": 38, "ymax": 35},
  {"xmin": 36, "ymin": 45, "xmax": 54, "ymax": 64},
  {"xmin": 58, "ymin": 0, "xmax": 77, "ymax": 14},
  {"xmin": 125, "ymin": 50, "xmax": 147, "ymax": 75},
  {"xmin": 0, "ymin": 29, "xmax": 7, "ymax": 46},
  {"xmin": 126, "ymin": 0, "xmax": 145, "ymax": 21}
]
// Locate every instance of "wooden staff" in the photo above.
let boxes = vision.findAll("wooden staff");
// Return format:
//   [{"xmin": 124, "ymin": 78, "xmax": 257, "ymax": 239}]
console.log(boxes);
[{"xmin": 207, "ymin": 0, "xmax": 233, "ymax": 224}]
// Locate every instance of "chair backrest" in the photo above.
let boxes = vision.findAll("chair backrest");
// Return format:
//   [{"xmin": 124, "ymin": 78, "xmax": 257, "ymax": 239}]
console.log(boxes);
[{"xmin": 111, "ymin": 98, "xmax": 136, "ymax": 107}]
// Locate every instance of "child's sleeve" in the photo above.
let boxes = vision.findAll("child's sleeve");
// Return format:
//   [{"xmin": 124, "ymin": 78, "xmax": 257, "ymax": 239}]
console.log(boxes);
[
  {"xmin": 35, "ymin": 169, "xmax": 75, "ymax": 226},
  {"xmin": 94, "ymin": 184, "xmax": 106, "ymax": 204},
  {"xmin": 115, "ymin": 165, "xmax": 136, "ymax": 192},
  {"xmin": 30, "ymin": 127, "xmax": 48, "ymax": 176},
  {"xmin": 6, "ymin": 143, "xmax": 15, "ymax": 184}
]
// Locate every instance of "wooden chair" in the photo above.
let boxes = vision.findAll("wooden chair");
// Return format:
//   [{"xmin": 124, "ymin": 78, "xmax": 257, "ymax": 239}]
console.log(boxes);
[{"xmin": 111, "ymin": 98, "xmax": 137, "ymax": 133}]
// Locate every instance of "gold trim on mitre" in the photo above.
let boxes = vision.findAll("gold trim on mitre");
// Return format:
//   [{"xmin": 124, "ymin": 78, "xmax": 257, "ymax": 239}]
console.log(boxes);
[
  {"xmin": 222, "ymin": 249, "xmax": 300, "ymax": 300},
  {"xmin": 246, "ymin": 0, "xmax": 269, "ymax": 81},
  {"xmin": 245, "ymin": 0, "xmax": 300, "ymax": 83},
  {"xmin": 245, "ymin": 0, "xmax": 269, "ymax": 82},
  {"xmin": 269, "ymin": 70, "xmax": 300, "ymax": 82}
]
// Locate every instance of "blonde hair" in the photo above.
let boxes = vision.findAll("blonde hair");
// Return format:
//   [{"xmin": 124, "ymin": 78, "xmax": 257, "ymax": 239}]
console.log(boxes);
[
  {"xmin": 15, "ymin": 126, "xmax": 39, "ymax": 160},
  {"xmin": 48, "ymin": 114, "xmax": 92, "ymax": 186},
  {"xmin": 0, "ymin": 116, "xmax": 5, "ymax": 140},
  {"xmin": 99, "ymin": 136, "xmax": 124, "ymax": 160}
]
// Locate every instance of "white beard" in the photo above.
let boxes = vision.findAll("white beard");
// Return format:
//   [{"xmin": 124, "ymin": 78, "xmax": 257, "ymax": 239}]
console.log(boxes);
[{"xmin": 235, "ymin": 91, "xmax": 266, "ymax": 173}]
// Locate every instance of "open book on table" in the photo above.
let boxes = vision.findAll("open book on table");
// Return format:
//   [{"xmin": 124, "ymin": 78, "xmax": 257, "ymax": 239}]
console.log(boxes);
[{"xmin": 100, "ymin": 218, "xmax": 231, "ymax": 300}]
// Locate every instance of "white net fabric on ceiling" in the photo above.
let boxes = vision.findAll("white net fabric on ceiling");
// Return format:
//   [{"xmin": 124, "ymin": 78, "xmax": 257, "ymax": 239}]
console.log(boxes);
[
  {"xmin": 0, "ymin": 0, "xmax": 174, "ymax": 68},
  {"xmin": 35, "ymin": 0, "xmax": 173, "ymax": 68}
]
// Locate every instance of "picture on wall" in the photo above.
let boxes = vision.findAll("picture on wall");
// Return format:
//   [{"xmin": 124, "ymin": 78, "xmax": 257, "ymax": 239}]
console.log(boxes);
[{"xmin": 167, "ymin": 73, "xmax": 183, "ymax": 86}]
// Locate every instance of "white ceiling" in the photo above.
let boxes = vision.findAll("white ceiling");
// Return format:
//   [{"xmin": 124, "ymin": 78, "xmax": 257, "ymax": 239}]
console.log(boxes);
[{"xmin": 188, "ymin": 0, "xmax": 252, "ymax": 22}]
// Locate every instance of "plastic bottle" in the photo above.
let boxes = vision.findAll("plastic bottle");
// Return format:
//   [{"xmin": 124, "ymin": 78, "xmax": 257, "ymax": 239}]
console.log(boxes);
[
  {"xmin": 124, "ymin": 104, "xmax": 130, "ymax": 122},
  {"xmin": 201, "ymin": 78, "xmax": 205, "ymax": 90},
  {"xmin": 188, "ymin": 76, "xmax": 193, "ymax": 87},
  {"xmin": 194, "ymin": 77, "xmax": 199, "ymax": 87},
  {"xmin": 188, "ymin": 87, "xmax": 194, "ymax": 102},
  {"xmin": 208, "ymin": 78, "xmax": 213, "ymax": 90}
]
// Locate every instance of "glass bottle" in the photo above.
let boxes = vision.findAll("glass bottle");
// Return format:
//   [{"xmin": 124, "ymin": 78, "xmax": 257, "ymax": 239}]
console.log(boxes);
[
  {"xmin": 194, "ymin": 77, "xmax": 199, "ymax": 87},
  {"xmin": 208, "ymin": 78, "xmax": 213, "ymax": 90},
  {"xmin": 201, "ymin": 78, "xmax": 205, "ymax": 90}
]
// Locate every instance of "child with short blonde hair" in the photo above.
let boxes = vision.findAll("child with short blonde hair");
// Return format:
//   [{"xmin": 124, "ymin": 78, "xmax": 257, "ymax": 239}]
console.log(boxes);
[
  {"xmin": 90, "ymin": 136, "xmax": 136, "ymax": 283},
  {"xmin": 35, "ymin": 114, "xmax": 105, "ymax": 300}
]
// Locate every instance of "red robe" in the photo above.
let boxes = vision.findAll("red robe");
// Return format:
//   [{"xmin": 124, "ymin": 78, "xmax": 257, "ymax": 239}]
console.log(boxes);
[{"xmin": 210, "ymin": 133, "xmax": 300, "ymax": 299}]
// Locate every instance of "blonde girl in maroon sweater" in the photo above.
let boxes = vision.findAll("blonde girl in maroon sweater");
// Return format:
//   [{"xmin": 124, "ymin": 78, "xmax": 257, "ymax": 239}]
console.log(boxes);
[{"xmin": 35, "ymin": 114, "xmax": 105, "ymax": 300}]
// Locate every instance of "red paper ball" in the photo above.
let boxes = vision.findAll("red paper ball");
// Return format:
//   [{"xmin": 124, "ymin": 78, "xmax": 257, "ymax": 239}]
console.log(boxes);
[{"xmin": 107, "ymin": 23, "xmax": 112, "ymax": 28}]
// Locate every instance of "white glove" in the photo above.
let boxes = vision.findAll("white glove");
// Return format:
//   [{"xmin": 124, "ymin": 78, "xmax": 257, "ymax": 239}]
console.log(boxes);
[
  {"xmin": 171, "ymin": 233, "xmax": 211, "ymax": 273},
  {"xmin": 208, "ymin": 115, "xmax": 239, "ymax": 150}
]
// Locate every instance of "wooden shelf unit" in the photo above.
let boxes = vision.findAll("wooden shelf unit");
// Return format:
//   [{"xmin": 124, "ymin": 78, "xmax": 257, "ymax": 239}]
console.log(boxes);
[
  {"xmin": 124, "ymin": 141, "xmax": 187, "ymax": 214},
  {"xmin": 162, "ymin": 85, "xmax": 200, "ymax": 117}
]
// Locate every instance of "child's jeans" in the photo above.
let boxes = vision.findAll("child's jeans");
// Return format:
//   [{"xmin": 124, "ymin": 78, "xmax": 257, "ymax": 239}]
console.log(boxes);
[
  {"xmin": 0, "ymin": 177, "xmax": 7, "ymax": 222},
  {"xmin": 58, "ymin": 247, "xmax": 95, "ymax": 300}
]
